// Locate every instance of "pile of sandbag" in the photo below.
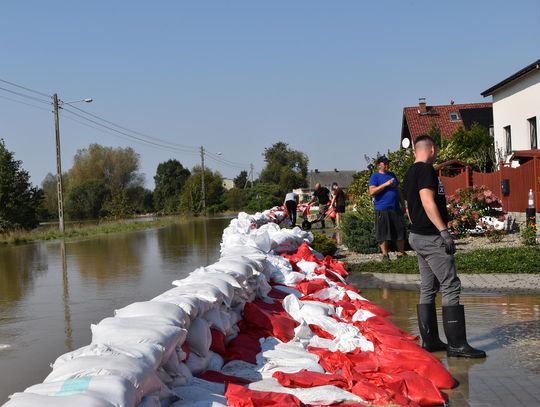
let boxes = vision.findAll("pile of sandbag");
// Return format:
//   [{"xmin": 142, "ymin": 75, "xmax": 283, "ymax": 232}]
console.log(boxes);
[{"xmin": 4, "ymin": 205, "xmax": 454, "ymax": 407}]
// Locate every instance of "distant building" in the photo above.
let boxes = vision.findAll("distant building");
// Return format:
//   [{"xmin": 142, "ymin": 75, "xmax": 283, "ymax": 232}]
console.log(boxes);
[
  {"xmin": 222, "ymin": 178, "xmax": 234, "ymax": 190},
  {"xmin": 400, "ymin": 98, "xmax": 493, "ymax": 148},
  {"xmin": 481, "ymin": 58, "xmax": 540, "ymax": 164},
  {"xmin": 307, "ymin": 169, "xmax": 356, "ymax": 190}
]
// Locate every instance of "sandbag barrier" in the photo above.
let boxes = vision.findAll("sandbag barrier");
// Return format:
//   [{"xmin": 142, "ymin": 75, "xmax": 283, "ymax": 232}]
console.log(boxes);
[{"xmin": 3, "ymin": 207, "xmax": 454, "ymax": 407}]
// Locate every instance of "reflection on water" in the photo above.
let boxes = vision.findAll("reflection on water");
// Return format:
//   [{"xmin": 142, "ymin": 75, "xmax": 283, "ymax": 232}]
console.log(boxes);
[
  {"xmin": 0, "ymin": 217, "xmax": 230, "ymax": 403},
  {"xmin": 361, "ymin": 288, "xmax": 540, "ymax": 406}
]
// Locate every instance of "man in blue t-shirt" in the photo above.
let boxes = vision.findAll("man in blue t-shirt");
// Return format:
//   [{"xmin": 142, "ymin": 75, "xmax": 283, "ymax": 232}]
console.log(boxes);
[{"xmin": 368, "ymin": 155, "xmax": 406, "ymax": 260}]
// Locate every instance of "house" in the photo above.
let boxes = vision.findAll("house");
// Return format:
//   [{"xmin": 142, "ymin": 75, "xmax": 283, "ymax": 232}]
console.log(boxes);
[
  {"xmin": 481, "ymin": 58, "xmax": 540, "ymax": 164},
  {"xmin": 400, "ymin": 99, "xmax": 493, "ymax": 148}
]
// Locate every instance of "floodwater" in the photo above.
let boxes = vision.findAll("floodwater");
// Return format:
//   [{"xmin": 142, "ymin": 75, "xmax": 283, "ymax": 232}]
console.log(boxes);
[
  {"xmin": 360, "ymin": 287, "xmax": 540, "ymax": 406},
  {"xmin": 1, "ymin": 219, "xmax": 539, "ymax": 406},
  {"xmin": 0, "ymin": 217, "xmax": 230, "ymax": 404}
]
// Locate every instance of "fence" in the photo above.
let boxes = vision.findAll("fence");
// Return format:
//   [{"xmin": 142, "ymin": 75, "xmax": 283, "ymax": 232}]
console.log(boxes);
[{"xmin": 440, "ymin": 158, "xmax": 540, "ymax": 213}]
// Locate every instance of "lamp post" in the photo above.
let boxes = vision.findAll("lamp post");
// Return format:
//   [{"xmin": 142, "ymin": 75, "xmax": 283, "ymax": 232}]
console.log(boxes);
[{"xmin": 52, "ymin": 94, "xmax": 92, "ymax": 232}]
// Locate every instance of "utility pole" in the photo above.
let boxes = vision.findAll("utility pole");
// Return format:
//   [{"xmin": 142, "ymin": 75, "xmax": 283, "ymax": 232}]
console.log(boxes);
[
  {"xmin": 244, "ymin": 163, "xmax": 254, "ymax": 189},
  {"xmin": 53, "ymin": 93, "xmax": 65, "ymax": 232},
  {"xmin": 200, "ymin": 146, "xmax": 206, "ymax": 214}
]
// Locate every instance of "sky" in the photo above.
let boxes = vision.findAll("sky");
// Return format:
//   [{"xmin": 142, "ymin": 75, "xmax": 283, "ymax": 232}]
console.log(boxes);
[{"xmin": 1, "ymin": 0, "xmax": 540, "ymax": 189}]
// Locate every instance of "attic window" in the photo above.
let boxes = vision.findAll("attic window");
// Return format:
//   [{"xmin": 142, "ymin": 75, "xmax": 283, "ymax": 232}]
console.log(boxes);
[{"xmin": 449, "ymin": 112, "xmax": 460, "ymax": 122}]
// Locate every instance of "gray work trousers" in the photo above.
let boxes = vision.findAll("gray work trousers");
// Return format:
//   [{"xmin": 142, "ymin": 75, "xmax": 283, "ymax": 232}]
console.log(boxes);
[{"xmin": 408, "ymin": 232, "xmax": 461, "ymax": 306}]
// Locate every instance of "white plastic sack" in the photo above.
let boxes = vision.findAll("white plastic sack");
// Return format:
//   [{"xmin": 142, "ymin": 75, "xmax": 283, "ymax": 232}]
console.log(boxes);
[
  {"xmin": 4, "ymin": 392, "xmax": 116, "ymax": 407},
  {"xmin": 23, "ymin": 375, "xmax": 137, "ymax": 407},
  {"xmin": 185, "ymin": 318, "xmax": 211, "ymax": 357},
  {"xmin": 175, "ymin": 277, "xmax": 235, "ymax": 307},
  {"xmin": 172, "ymin": 378, "xmax": 225, "ymax": 406},
  {"xmin": 91, "ymin": 317, "xmax": 187, "ymax": 363},
  {"xmin": 184, "ymin": 352, "xmax": 212, "ymax": 376},
  {"xmin": 115, "ymin": 301, "xmax": 189, "ymax": 328}
]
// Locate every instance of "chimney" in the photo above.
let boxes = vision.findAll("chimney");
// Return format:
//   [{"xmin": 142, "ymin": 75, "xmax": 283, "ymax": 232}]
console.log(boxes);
[{"xmin": 418, "ymin": 98, "xmax": 427, "ymax": 114}]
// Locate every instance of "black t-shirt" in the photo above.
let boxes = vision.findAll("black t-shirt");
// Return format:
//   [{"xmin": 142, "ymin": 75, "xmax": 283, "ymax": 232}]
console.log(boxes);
[
  {"xmin": 313, "ymin": 187, "xmax": 331, "ymax": 205},
  {"xmin": 403, "ymin": 162, "xmax": 449, "ymax": 235}
]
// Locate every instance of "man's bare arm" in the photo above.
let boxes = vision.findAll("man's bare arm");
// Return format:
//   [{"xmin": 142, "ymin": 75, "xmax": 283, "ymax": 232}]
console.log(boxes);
[{"xmin": 419, "ymin": 188, "xmax": 447, "ymax": 231}]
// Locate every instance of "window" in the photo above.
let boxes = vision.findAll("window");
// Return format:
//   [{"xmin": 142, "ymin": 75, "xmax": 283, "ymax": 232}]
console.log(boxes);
[
  {"xmin": 529, "ymin": 117, "xmax": 537, "ymax": 149},
  {"xmin": 504, "ymin": 125, "xmax": 512, "ymax": 155},
  {"xmin": 449, "ymin": 112, "xmax": 460, "ymax": 121}
]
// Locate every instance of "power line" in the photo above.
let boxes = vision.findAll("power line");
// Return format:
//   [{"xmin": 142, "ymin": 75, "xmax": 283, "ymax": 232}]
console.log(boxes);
[
  {"xmin": 0, "ymin": 78, "xmax": 51, "ymax": 98},
  {"xmin": 0, "ymin": 94, "xmax": 51, "ymax": 112},
  {"xmin": 64, "ymin": 103, "xmax": 199, "ymax": 153},
  {"xmin": 0, "ymin": 85, "xmax": 50, "ymax": 105}
]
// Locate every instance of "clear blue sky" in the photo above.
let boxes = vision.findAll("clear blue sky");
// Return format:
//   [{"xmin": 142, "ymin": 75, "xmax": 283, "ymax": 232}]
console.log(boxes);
[{"xmin": 1, "ymin": 0, "xmax": 540, "ymax": 188}]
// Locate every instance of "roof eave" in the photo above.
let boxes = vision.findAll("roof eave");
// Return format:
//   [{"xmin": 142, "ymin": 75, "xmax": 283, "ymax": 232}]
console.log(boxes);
[{"xmin": 481, "ymin": 59, "xmax": 540, "ymax": 97}]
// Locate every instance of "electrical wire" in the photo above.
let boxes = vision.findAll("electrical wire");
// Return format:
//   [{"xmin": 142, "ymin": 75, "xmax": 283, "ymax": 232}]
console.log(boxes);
[
  {"xmin": 0, "ymin": 85, "xmax": 51, "ymax": 105},
  {"xmin": 64, "ymin": 103, "xmax": 199, "ymax": 153},
  {"xmin": 0, "ymin": 78, "xmax": 51, "ymax": 98},
  {"xmin": 0, "ymin": 94, "xmax": 51, "ymax": 112}
]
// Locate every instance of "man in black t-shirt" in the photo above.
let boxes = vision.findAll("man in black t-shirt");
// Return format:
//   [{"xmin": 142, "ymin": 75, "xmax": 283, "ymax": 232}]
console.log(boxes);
[
  {"xmin": 309, "ymin": 183, "xmax": 331, "ymax": 228},
  {"xmin": 404, "ymin": 135, "xmax": 485, "ymax": 359}
]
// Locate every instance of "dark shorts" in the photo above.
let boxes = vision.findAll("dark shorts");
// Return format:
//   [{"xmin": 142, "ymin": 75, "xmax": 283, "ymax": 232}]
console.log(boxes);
[
  {"xmin": 375, "ymin": 209, "xmax": 405, "ymax": 242},
  {"xmin": 335, "ymin": 205, "xmax": 345, "ymax": 213}
]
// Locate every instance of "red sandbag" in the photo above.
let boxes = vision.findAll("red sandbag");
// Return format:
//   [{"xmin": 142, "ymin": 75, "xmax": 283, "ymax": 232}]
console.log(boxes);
[
  {"xmin": 308, "ymin": 324, "xmax": 335, "ymax": 340},
  {"xmin": 242, "ymin": 301, "xmax": 298, "ymax": 342},
  {"xmin": 321, "ymin": 256, "xmax": 348, "ymax": 277},
  {"xmin": 296, "ymin": 279, "xmax": 329, "ymax": 295},
  {"xmin": 225, "ymin": 383, "xmax": 305, "ymax": 407},
  {"xmin": 223, "ymin": 333, "xmax": 261, "ymax": 364},
  {"xmin": 210, "ymin": 328, "xmax": 227, "ymax": 356},
  {"xmin": 198, "ymin": 370, "xmax": 252, "ymax": 385},
  {"xmin": 273, "ymin": 370, "xmax": 348, "ymax": 389}
]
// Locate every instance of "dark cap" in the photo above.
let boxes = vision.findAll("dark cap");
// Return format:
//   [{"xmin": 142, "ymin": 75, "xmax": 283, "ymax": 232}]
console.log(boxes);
[{"xmin": 376, "ymin": 155, "xmax": 390, "ymax": 164}]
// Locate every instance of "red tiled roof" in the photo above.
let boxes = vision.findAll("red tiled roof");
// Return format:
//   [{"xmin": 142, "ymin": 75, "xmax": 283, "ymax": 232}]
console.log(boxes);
[{"xmin": 402, "ymin": 102, "xmax": 492, "ymax": 142}]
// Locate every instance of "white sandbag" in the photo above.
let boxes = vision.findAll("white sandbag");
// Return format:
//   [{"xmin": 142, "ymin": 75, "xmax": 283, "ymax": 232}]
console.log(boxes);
[
  {"xmin": 185, "ymin": 318, "xmax": 211, "ymax": 357},
  {"xmin": 91, "ymin": 317, "xmax": 186, "ymax": 363},
  {"xmin": 169, "ymin": 363, "xmax": 193, "ymax": 387},
  {"xmin": 172, "ymin": 378, "xmax": 225, "ymax": 406},
  {"xmin": 54, "ymin": 343, "xmax": 165, "ymax": 371},
  {"xmin": 136, "ymin": 393, "xmax": 160, "ymax": 407},
  {"xmin": 248, "ymin": 378, "xmax": 364, "ymax": 405},
  {"xmin": 206, "ymin": 351, "xmax": 224, "ymax": 372},
  {"xmin": 153, "ymin": 290, "xmax": 216, "ymax": 318},
  {"xmin": 184, "ymin": 352, "xmax": 212, "ymax": 376},
  {"xmin": 201, "ymin": 307, "xmax": 232, "ymax": 334},
  {"xmin": 4, "ymin": 392, "xmax": 116, "ymax": 407},
  {"xmin": 207, "ymin": 259, "xmax": 254, "ymax": 281},
  {"xmin": 175, "ymin": 277, "xmax": 234, "ymax": 307},
  {"xmin": 256, "ymin": 273, "xmax": 272, "ymax": 299},
  {"xmin": 166, "ymin": 283, "xmax": 225, "ymax": 306},
  {"xmin": 350, "ymin": 308, "xmax": 376, "ymax": 322},
  {"xmin": 24, "ymin": 375, "xmax": 137, "ymax": 407},
  {"xmin": 220, "ymin": 360, "xmax": 262, "ymax": 382},
  {"xmin": 190, "ymin": 268, "xmax": 242, "ymax": 288},
  {"xmin": 115, "ymin": 301, "xmax": 189, "ymax": 328},
  {"xmin": 44, "ymin": 354, "xmax": 165, "ymax": 400}
]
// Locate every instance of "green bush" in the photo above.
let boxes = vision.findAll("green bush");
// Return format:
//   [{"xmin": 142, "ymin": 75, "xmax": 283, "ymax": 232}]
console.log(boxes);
[
  {"xmin": 341, "ymin": 212, "xmax": 379, "ymax": 254},
  {"xmin": 521, "ymin": 222, "xmax": 538, "ymax": 246},
  {"xmin": 311, "ymin": 232, "xmax": 337, "ymax": 257}
]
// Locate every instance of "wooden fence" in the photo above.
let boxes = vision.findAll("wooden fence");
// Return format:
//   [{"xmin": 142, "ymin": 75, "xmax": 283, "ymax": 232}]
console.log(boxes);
[{"xmin": 440, "ymin": 158, "xmax": 540, "ymax": 213}]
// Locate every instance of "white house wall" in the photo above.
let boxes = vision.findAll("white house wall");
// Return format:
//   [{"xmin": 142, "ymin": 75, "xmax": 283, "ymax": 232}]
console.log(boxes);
[{"xmin": 492, "ymin": 68, "xmax": 540, "ymax": 160}]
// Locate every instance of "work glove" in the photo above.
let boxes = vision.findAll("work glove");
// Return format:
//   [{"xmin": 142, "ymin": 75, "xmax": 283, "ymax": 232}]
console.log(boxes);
[{"xmin": 439, "ymin": 229, "xmax": 456, "ymax": 255}]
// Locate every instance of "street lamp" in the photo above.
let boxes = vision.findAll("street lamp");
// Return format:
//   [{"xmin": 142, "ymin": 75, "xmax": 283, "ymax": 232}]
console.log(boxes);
[{"xmin": 52, "ymin": 94, "xmax": 92, "ymax": 232}]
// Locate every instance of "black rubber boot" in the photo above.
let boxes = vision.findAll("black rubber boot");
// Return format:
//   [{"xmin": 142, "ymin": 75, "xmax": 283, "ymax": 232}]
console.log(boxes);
[
  {"xmin": 417, "ymin": 303, "xmax": 447, "ymax": 352},
  {"xmin": 442, "ymin": 305, "xmax": 486, "ymax": 358}
]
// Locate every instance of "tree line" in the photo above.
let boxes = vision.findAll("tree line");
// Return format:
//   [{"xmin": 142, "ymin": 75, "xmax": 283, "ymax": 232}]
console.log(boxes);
[{"xmin": 0, "ymin": 139, "xmax": 309, "ymax": 231}]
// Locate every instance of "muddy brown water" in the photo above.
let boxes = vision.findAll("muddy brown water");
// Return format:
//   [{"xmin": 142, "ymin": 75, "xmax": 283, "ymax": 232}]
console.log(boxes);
[{"xmin": 1, "ymin": 218, "xmax": 539, "ymax": 406}]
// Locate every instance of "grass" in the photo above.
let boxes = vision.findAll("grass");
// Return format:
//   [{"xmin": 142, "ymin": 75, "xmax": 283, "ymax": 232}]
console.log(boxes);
[
  {"xmin": 347, "ymin": 246, "xmax": 540, "ymax": 274},
  {"xmin": 0, "ymin": 216, "xmax": 190, "ymax": 245}
]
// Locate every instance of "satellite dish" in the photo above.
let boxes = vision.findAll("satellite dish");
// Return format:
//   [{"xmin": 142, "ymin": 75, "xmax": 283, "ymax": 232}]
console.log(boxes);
[{"xmin": 401, "ymin": 138, "xmax": 411, "ymax": 149}]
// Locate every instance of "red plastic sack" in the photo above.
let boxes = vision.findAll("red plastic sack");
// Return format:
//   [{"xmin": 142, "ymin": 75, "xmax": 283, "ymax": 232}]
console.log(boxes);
[
  {"xmin": 210, "ymin": 328, "xmax": 227, "ymax": 356},
  {"xmin": 296, "ymin": 279, "xmax": 329, "ymax": 295},
  {"xmin": 242, "ymin": 300, "xmax": 298, "ymax": 342},
  {"xmin": 198, "ymin": 370, "xmax": 252, "ymax": 385},
  {"xmin": 225, "ymin": 383, "xmax": 305, "ymax": 407},
  {"xmin": 273, "ymin": 369, "xmax": 348, "ymax": 389}
]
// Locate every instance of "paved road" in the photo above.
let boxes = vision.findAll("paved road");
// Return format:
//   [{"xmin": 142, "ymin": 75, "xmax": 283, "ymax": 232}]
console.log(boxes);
[{"xmin": 347, "ymin": 272, "xmax": 540, "ymax": 294}]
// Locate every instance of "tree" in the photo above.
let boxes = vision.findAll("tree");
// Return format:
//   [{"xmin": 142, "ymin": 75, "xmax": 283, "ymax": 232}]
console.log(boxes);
[
  {"xmin": 0, "ymin": 139, "xmax": 42, "ymax": 231},
  {"xmin": 438, "ymin": 123, "xmax": 495, "ymax": 172},
  {"xmin": 65, "ymin": 180, "xmax": 109, "ymax": 220},
  {"xmin": 259, "ymin": 142, "xmax": 308, "ymax": 191},
  {"xmin": 67, "ymin": 144, "xmax": 145, "ymax": 218},
  {"xmin": 179, "ymin": 166, "xmax": 224, "ymax": 214},
  {"xmin": 153, "ymin": 159, "xmax": 190, "ymax": 213},
  {"xmin": 40, "ymin": 173, "xmax": 58, "ymax": 219},
  {"xmin": 233, "ymin": 170, "xmax": 248, "ymax": 189}
]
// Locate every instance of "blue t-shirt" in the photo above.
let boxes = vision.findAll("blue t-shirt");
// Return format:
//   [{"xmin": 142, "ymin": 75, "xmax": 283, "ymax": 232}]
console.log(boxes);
[{"xmin": 369, "ymin": 171, "xmax": 400, "ymax": 210}]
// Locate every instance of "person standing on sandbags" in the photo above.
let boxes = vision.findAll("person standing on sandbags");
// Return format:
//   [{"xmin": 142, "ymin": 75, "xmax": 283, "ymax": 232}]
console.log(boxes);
[
  {"xmin": 403, "ymin": 134, "xmax": 486, "ymax": 359},
  {"xmin": 284, "ymin": 191, "xmax": 299, "ymax": 227}
]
